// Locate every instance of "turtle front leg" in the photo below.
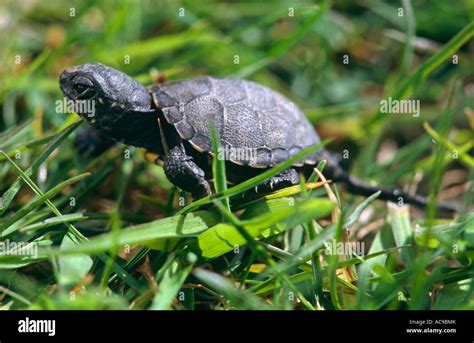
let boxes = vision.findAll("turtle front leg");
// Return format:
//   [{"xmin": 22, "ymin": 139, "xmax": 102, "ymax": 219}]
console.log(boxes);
[
  {"xmin": 75, "ymin": 125, "xmax": 115, "ymax": 157},
  {"xmin": 163, "ymin": 144, "xmax": 212, "ymax": 200},
  {"xmin": 255, "ymin": 168, "xmax": 299, "ymax": 194}
]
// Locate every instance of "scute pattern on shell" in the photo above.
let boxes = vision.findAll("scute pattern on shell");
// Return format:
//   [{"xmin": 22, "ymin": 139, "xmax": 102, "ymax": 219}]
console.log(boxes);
[{"xmin": 150, "ymin": 77, "xmax": 321, "ymax": 168}]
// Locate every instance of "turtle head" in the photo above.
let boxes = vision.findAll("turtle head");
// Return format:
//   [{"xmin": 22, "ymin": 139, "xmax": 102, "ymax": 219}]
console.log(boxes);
[{"xmin": 59, "ymin": 62, "xmax": 152, "ymax": 127}]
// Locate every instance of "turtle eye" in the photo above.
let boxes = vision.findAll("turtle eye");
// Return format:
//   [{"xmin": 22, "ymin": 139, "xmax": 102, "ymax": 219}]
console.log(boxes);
[
  {"xmin": 71, "ymin": 76, "xmax": 96, "ymax": 99},
  {"xmin": 74, "ymin": 83, "xmax": 87, "ymax": 93}
]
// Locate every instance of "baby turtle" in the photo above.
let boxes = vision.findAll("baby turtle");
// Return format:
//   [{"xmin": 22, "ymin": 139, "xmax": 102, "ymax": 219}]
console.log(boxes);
[{"xmin": 59, "ymin": 62, "xmax": 455, "ymax": 213}]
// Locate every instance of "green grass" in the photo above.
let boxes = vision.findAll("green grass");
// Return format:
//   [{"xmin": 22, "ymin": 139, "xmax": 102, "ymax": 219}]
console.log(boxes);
[{"xmin": 0, "ymin": 0, "xmax": 473, "ymax": 310}]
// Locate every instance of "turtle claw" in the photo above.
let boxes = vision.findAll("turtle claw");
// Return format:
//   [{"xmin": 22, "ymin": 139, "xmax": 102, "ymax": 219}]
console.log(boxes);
[
  {"xmin": 255, "ymin": 168, "xmax": 299, "ymax": 194},
  {"xmin": 75, "ymin": 126, "xmax": 115, "ymax": 157},
  {"xmin": 164, "ymin": 144, "xmax": 212, "ymax": 201}
]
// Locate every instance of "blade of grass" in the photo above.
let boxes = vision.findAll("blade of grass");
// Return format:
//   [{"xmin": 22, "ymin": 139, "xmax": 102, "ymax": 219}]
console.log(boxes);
[
  {"xmin": 210, "ymin": 123, "xmax": 230, "ymax": 211},
  {"xmin": 358, "ymin": 21, "xmax": 474, "ymax": 174},
  {"xmin": 233, "ymin": 2, "xmax": 327, "ymax": 78},
  {"xmin": 0, "ymin": 150, "xmax": 144, "ymax": 292},
  {"xmin": 388, "ymin": 204, "xmax": 415, "ymax": 266},
  {"xmin": 343, "ymin": 191, "xmax": 381, "ymax": 229},
  {"xmin": 0, "ymin": 120, "xmax": 82, "ymax": 216},
  {"xmin": 18, "ymin": 213, "xmax": 102, "ymax": 233},
  {"xmin": 211, "ymin": 200, "xmax": 316, "ymax": 309},
  {"xmin": 370, "ymin": 21, "xmax": 474, "ymax": 127},
  {"xmin": 195, "ymin": 197, "xmax": 333, "ymax": 259},
  {"xmin": 41, "ymin": 211, "xmax": 220, "ymax": 256},
  {"xmin": 1, "ymin": 173, "xmax": 90, "ymax": 235},
  {"xmin": 399, "ymin": 0, "xmax": 415, "ymax": 77},
  {"xmin": 424, "ymin": 122, "xmax": 474, "ymax": 168},
  {"xmin": 101, "ymin": 156, "xmax": 134, "ymax": 289},
  {"xmin": 425, "ymin": 82, "xmax": 458, "ymax": 229},
  {"xmin": 193, "ymin": 268, "xmax": 272, "ymax": 310},
  {"xmin": 177, "ymin": 139, "xmax": 330, "ymax": 214},
  {"xmin": 58, "ymin": 234, "xmax": 93, "ymax": 287},
  {"xmin": 150, "ymin": 254, "xmax": 195, "ymax": 310},
  {"xmin": 327, "ymin": 215, "xmax": 344, "ymax": 309}
]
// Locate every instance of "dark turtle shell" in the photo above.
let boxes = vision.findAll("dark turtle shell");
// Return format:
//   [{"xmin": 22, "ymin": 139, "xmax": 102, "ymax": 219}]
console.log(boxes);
[{"xmin": 150, "ymin": 77, "xmax": 321, "ymax": 168}]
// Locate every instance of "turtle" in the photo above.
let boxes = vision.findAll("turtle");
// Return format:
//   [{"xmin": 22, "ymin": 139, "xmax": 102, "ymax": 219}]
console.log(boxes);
[
  {"xmin": 59, "ymin": 62, "xmax": 456, "ymax": 213},
  {"xmin": 74, "ymin": 122, "xmax": 115, "ymax": 157}
]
